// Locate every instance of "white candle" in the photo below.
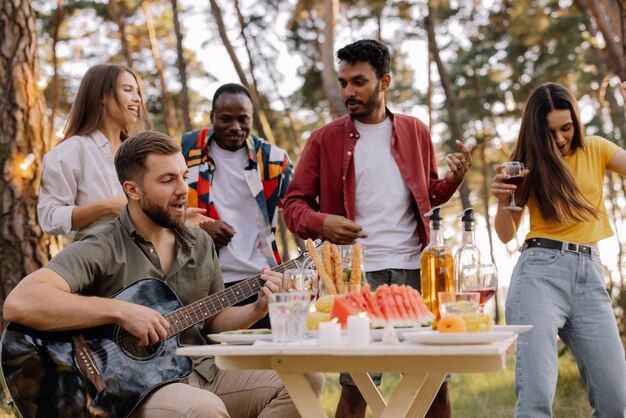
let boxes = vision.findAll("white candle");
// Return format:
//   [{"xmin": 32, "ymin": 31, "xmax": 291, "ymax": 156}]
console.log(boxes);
[
  {"xmin": 347, "ymin": 314, "xmax": 370, "ymax": 346},
  {"xmin": 318, "ymin": 321, "xmax": 341, "ymax": 346}
]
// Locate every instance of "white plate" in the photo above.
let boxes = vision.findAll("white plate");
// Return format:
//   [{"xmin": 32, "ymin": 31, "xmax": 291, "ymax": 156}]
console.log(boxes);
[
  {"xmin": 404, "ymin": 330, "xmax": 514, "ymax": 345},
  {"xmin": 207, "ymin": 332, "xmax": 273, "ymax": 345},
  {"xmin": 307, "ymin": 326, "xmax": 430, "ymax": 341},
  {"xmin": 493, "ymin": 324, "xmax": 533, "ymax": 334},
  {"xmin": 370, "ymin": 326, "xmax": 431, "ymax": 341}
]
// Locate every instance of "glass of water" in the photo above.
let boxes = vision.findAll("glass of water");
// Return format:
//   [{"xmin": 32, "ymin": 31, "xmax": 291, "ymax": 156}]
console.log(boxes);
[
  {"xmin": 283, "ymin": 269, "xmax": 318, "ymax": 298},
  {"xmin": 268, "ymin": 292, "xmax": 312, "ymax": 343},
  {"xmin": 437, "ymin": 291, "xmax": 480, "ymax": 317}
]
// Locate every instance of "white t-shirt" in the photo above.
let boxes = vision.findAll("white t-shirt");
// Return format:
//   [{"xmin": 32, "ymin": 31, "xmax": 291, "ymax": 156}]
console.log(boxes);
[
  {"xmin": 209, "ymin": 142, "xmax": 268, "ymax": 283},
  {"xmin": 353, "ymin": 118, "xmax": 422, "ymax": 271}
]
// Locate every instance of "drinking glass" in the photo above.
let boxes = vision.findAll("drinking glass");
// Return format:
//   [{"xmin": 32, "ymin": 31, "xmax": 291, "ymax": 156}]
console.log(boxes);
[
  {"xmin": 318, "ymin": 244, "xmax": 366, "ymax": 296},
  {"xmin": 438, "ymin": 291, "xmax": 480, "ymax": 317},
  {"xmin": 459, "ymin": 264, "xmax": 498, "ymax": 310},
  {"xmin": 268, "ymin": 292, "xmax": 312, "ymax": 343},
  {"xmin": 283, "ymin": 269, "xmax": 318, "ymax": 298},
  {"xmin": 502, "ymin": 161, "xmax": 525, "ymax": 211}
]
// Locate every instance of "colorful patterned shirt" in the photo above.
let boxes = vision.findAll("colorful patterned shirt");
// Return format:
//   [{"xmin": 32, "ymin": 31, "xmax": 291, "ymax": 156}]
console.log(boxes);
[{"xmin": 182, "ymin": 128, "xmax": 293, "ymax": 265}]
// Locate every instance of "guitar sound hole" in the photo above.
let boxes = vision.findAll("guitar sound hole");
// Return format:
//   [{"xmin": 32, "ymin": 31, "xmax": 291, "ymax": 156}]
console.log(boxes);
[{"xmin": 114, "ymin": 327, "xmax": 163, "ymax": 360}]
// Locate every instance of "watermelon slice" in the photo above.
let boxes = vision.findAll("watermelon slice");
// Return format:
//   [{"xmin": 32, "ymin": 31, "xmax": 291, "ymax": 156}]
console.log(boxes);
[
  {"xmin": 329, "ymin": 284, "xmax": 434, "ymax": 328},
  {"xmin": 329, "ymin": 294, "xmax": 361, "ymax": 327}
]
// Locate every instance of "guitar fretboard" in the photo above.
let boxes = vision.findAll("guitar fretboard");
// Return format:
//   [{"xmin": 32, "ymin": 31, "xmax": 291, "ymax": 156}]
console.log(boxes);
[{"xmin": 164, "ymin": 258, "xmax": 303, "ymax": 336}]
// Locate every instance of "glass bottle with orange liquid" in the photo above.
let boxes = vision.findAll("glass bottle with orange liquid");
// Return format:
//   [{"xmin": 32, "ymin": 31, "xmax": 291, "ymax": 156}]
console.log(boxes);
[{"xmin": 420, "ymin": 206, "xmax": 454, "ymax": 329}]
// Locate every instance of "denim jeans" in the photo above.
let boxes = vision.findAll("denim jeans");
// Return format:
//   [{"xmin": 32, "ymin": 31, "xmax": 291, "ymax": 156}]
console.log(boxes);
[{"xmin": 506, "ymin": 246, "xmax": 626, "ymax": 418}]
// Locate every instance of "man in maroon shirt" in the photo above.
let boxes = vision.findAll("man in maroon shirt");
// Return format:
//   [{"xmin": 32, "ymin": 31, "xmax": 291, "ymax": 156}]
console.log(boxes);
[{"xmin": 283, "ymin": 39, "xmax": 472, "ymax": 418}]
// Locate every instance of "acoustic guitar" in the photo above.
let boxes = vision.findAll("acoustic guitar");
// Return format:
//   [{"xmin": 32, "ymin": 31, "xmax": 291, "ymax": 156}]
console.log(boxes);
[{"xmin": 0, "ymin": 242, "xmax": 318, "ymax": 418}]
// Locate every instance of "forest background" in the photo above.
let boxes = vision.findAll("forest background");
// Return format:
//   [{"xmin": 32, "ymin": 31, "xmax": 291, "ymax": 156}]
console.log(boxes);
[{"xmin": 1, "ymin": 0, "xmax": 626, "ymax": 349}]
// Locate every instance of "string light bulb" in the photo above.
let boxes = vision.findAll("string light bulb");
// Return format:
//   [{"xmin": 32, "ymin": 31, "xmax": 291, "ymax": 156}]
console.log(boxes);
[
  {"xmin": 19, "ymin": 153, "xmax": 36, "ymax": 171},
  {"xmin": 36, "ymin": 77, "xmax": 48, "ymax": 90},
  {"xmin": 505, "ymin": 91, "xmax": 516, "ymax": 112}
]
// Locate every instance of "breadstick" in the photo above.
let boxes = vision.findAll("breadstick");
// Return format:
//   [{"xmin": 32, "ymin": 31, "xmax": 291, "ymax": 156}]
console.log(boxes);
[
  {"xmin": 306, "ymin": 239, "xmax": 336, "ymax": 295},
  {"xmin": 330, "ymin": 244, "xmax": 345, "ymax": 294},
  {"xmin": 321, "ymin": 242, "xmax": 335, "ymax": 284},
  {"xmin": 349, "ymin": 243, "xmax": 363, "ymax": 287}
]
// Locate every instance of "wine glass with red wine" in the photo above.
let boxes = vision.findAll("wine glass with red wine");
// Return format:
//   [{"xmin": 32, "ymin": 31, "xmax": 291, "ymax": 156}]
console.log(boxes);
[
  {"xmin": 460, "ymin": 264, "xmax": 498, "ymax": 311},
  {"xmin": 502, "ymin": 161, "xmax": 525, "ymax": 211}
]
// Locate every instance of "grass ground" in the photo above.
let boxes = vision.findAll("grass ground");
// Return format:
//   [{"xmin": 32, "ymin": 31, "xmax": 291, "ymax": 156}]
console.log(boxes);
[{"xmin": 320, "ymin": 350, "xmax": 591, "ymax": 417}]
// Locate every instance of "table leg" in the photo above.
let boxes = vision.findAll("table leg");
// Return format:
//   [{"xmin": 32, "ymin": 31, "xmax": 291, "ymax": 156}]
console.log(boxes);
[
  {"xmin": 350, "ymin": 372, "xmax": 387, "ymax": 416},
  {"xmin": 406, "ymin": 373, "xmax": 447, "ymax": 418},
  {"xmin": 277, "ymin": 372, "xmax": 327, "ymax": 418},
  {"xmin": 378, "ymin": 373, "xmax": 426, "ymax": 418}
]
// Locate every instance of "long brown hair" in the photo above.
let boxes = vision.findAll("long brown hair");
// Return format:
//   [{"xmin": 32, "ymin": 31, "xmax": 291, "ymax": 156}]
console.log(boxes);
[
  {"xmin": 62, "ymin": 64, "xmax": 151, "ymax": 141},
  {"xmin": 511, "ymin": 82, "xmax": 598, "ymax": 223}
]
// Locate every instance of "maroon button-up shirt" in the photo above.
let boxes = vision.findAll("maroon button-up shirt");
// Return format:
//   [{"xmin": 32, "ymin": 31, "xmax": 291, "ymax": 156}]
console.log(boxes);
[{"xmin": 283, "ymin": 109, "xmax": 460, "ymax": 247}]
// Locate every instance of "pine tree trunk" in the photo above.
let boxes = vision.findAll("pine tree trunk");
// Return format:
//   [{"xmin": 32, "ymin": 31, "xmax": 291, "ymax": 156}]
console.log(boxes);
[
  {"xmin": 49, "ymin": 0, "xmax": 63, "ymax": 139},
  {"xmin": 108, "ymin": 0, "xmax": 134, "ymax": 67},
  {"xmin": 425, "ymin": 2, "xmax": 471, "ymax": 209},
  {"xmin": 584, "ymin": 0, "xmax": 626, "ymax": 78},
  {"xmin": 250, "ymin": 31, "xmax": 303, "ymax": 154},
  {"xmin": 142, "ymin": 2, "xmax": 178, "ymax": 136},
  {"xmin": 210, "ymin": 0, "xmax": 276, "ymax": 143},
  {"xmin": 232, "ymin": 0, "xmax": 278, "ymax": 145},
  {"xmin": 0, "ymin": 0, "xmax": 52, "ymax": 325},
  {"xmin": 171, "ymin": 0, "xmax": 192, "ymax": 132},
  {"xmin": 320, "ymin": 0, "xmax": 346, "ymax": 119}
]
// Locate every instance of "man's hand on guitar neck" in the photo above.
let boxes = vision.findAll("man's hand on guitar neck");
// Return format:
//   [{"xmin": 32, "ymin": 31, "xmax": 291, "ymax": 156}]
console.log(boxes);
[
  {"xmin": 252, "ymin": 268, "xmax": 283, "ymax": 316},
  {"xmin": 115, "ymin": 300, "xmax": 170, "ymax": 347},
  {"xmin": 203, "ymin": 268, "xmax": 282, "ymax": 334}
]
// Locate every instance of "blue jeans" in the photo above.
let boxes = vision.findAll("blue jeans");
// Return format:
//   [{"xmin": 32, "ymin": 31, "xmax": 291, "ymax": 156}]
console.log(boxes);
[{"xmin": 506, "ymin": 246, "xmax": 626, "ymax": 417}]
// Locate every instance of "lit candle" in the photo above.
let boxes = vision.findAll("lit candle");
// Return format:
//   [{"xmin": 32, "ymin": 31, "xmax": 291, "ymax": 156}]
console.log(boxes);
[
  {"xmin": 318, "ymin": 320, "xmax": 341, "ymax": 346},
  {"xmin": 347, "ymin": 313, "xmax": 370, "ymax": 346}
]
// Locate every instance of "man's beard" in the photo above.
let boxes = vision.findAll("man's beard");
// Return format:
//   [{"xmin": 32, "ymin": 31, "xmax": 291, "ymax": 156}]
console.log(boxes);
[
  {"xmin": 345, "ymin": 81, "xmax": 381, "ymax": 120},
  {"xmin": 140, "ymin": 195, "xmax": 186, "ymax": 229}
]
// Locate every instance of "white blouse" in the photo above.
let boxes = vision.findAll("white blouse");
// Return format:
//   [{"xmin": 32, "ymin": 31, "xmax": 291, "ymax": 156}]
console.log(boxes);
[{"xmin": 37, "ymin": 131, "xmax": 125, "ymax": 238}]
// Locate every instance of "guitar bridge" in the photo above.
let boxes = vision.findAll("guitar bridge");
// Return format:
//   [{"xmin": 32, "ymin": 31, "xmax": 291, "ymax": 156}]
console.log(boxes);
[{"xmin": 72, "ymin": 335, "xmax": 107, "ymax": 392}]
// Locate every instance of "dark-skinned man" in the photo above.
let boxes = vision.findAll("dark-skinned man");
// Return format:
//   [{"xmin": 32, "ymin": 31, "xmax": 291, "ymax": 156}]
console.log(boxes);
[{"xmin": 182, "ymin": 83, "xmax": 293, "ymax": 329}]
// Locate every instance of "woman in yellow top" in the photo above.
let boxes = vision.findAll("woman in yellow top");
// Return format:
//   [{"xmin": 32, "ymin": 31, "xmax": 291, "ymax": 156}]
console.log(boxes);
[{"xmin": 492, "ymin": 83, "xmax": 626, "ymax": 418}]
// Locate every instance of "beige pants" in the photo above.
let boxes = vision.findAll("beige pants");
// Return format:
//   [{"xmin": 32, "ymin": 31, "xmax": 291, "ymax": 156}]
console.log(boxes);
[{"xmin": 132, "ymin": 369, "xmax": 325, "ymax": 418}]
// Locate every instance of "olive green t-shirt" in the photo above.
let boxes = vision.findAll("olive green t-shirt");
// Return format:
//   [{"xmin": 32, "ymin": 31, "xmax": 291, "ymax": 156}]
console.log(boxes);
[{"xmin": 45, "ymin": 206, "xmax": 224, "ymax": 381}]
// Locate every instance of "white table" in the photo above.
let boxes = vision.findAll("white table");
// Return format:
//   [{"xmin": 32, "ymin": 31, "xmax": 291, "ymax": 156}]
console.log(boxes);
[{"xmin": 177, "ymin": 336, "xmax": 516, "ymax": 418}]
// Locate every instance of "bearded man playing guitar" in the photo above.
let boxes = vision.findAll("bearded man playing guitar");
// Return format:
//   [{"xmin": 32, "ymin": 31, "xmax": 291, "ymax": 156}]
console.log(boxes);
[{"xmin": 3, "ymin": 131, "xmax": 324, "ymax": 418}]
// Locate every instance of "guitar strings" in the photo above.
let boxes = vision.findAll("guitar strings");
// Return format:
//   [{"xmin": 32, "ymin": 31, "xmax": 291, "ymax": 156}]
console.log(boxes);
[{"xmin": 84, "ymin": 257, "xmax": 308, "ymax": 362}]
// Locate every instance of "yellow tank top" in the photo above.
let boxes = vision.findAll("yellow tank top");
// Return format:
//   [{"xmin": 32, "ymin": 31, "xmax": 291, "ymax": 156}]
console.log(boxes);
[{"xmin": 526, "ymin": 136, "xmax": 620, "ymax": 244}]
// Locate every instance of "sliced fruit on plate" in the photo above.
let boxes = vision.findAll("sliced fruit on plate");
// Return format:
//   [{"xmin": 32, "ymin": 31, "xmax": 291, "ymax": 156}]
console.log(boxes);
[
  {"xmin": 329, "ymin": 294, "xmax": 362, "ymax": 327},
  {"xmin": 306, "ymin": 311, "xmax": 331, "ymax": 330},
  {"xmin": 460, "ymin": 313, "xmax": 494, "ymax": 332},
  {"xmin": 315, "ymin": 295, "xmax": 335, "ymax": 313},
  {"xmin": 437, "ymin": 315, "xmax": 467, "ymax": 333},
  {"xmin": 329, "ymin": 284, "xmax": 434, "ymax": 328}
]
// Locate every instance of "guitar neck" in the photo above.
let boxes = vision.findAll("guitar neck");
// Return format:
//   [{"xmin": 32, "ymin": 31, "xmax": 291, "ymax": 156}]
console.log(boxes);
[{"xmin": 164, "ymin": 258, "xmax": 302, "ymax": 336}]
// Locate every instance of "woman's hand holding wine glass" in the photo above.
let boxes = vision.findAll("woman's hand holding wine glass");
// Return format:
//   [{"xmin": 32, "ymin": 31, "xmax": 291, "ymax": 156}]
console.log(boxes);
[{"xmin": 492, "ymin": 162, "xmax": 528, "ymax": 211}]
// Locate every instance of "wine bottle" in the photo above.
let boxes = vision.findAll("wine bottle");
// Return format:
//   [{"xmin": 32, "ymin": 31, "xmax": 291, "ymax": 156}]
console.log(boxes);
[
  {"xmin": 454, "ymin": 207, "xmax": 482, "ymax": 291},
  {"xmin": 420, "ymin": 206, "xmax": 454, "ymax": 329}
]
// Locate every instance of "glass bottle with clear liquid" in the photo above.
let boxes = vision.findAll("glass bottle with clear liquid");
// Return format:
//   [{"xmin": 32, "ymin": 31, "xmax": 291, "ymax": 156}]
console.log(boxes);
[
  {"xmin": 454, "ymin": 207, "xmax": 482, "ymax": 291},
  {"xmin": 420, "ymin": 206, "xmax": 454, "ymax": 329}
]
